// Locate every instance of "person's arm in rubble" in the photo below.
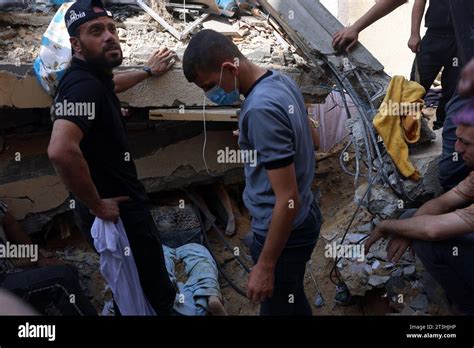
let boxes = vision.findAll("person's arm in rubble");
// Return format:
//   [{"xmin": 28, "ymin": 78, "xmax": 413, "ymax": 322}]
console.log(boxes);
[
  {"xmin": 408, "ymin": 0, "xmax": 426, "ymax": 53},
  {"xmin": 113, "ymin": 47, "xmax": 177, "ymax": 94},
  {"xmin": 2, "ymin": 212, "xmax": 63, "ymax": 267},
  {"xmin": 247, "ymin": 164, "xmax": 300, "ymax": 303},
  {"xmin": 308, "ymin": 117, "xmax": 320, "ymax": 151},
  {"xmin": 365, "ymin": 188, "xmax": 473, "ymax": 259},
  {"xmin": 48, "ymin": 121, "xmax": 129, "ymax": 222},
  {"xmin": 332, "ymin": 0, "xmax": 408, "ymax": 52}
]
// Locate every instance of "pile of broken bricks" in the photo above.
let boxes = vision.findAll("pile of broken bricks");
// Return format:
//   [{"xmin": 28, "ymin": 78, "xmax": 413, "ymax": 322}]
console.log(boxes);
[
  {"xmin": 0, "ymin": 0, "xmax": 307, "ymax": 71},
  {"xmin": 322, "ymin": 126, "xmax": 450, "ymax": 315}
]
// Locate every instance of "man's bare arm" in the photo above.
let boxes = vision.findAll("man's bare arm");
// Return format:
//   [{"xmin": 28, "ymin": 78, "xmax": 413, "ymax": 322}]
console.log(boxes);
[
  {"xmin": 114, "ymin": 47, "xmax": 176, "ymax": 94},
  {"xmin": 246, "ymin": 163, "xmax": 300, "ymax": 302},
  {"xmin": 48, "ymin": 120, "xmax": 102, "ymax": 211},
  {"xmin": 259, "ymin": 164, "xmax": 300, "ymax": 267},
  {"xmin": 367, "ymin": 185, "xmax": 472, "ymax": 257},
  {"xmin": 408, "ymin": 0, "xmax": 426, "ymax": 53},
  {"xmin": 48, "ymin": 120, "xmax": 128, "ymax": 221},
  {"xmin": 381, "ymin": 212, "xmax": 472, "ymax": 241},
  {"xmin": 333, "ymin": 0, "xmax": 407, "ymax": 52},
  {"xmin": 114, "ymin": 70, "xmax": 150, "ymax": 94}
]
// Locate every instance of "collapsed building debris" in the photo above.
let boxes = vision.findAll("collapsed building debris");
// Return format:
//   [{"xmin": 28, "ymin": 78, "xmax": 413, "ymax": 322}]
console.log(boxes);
[
  {"xmin": 0, "ymin": 0, "xmax": 339, "ymax": 230},
  {"xmin": 0, "ymin": 0, "xmax": 450, "ymax": 316}
]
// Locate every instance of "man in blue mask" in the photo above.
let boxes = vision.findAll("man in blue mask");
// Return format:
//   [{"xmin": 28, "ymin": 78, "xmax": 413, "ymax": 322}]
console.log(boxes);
[{"xmin": 183, "ymin": 30, "xmax": 322, "ymax": 316}]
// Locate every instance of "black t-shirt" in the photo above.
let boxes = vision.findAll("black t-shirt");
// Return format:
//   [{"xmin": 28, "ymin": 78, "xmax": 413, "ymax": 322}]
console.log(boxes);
[
  {"xmin": 425, "ymin": 0, "xmax": 453, "ymax": 31},
  {"xmin": 52, "ymin": 58, "xmax": 149, "ymax": 214}
]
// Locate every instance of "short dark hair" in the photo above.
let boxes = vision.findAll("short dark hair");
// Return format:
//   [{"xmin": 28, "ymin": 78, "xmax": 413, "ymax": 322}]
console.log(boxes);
[{"xmin": 183, "ymin": 29, "xmax": 245, "ymax": 83}]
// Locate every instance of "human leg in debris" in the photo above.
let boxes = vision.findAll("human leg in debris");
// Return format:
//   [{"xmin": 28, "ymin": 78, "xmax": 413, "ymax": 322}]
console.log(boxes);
[
  {"xmin": 214, "ymin": 183, "xmax": 236, "ymax": 237},
  {"xmin": 0, "ymin": 265, "xmax": 97, "ymax": 316},
  {"xmin": 163, "ymin": 243, "xmax": 227, "ymax": 316}
]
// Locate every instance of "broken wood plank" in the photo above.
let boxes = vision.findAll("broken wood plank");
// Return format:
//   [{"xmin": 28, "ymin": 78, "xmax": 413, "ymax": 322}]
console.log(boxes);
[
  {"xmin": 202, "ymin": 18, "xmax": 241, "ymax": 37},
  {"xmin": 149, "ymin": 108, "xmax": 239, "ymax": 122},
  {"xmin": 136, "ymin": 0, "xmax": 181, "ymax": 40},
  {"xmin": 180, "ymin": 13, "xmax": 211, "ymax": 40}
]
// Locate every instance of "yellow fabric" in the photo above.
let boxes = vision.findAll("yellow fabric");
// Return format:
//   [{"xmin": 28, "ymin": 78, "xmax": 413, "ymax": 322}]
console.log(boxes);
[{"xmin": 373, "ymin": 76, "xmax": 425, "ymax": 181}]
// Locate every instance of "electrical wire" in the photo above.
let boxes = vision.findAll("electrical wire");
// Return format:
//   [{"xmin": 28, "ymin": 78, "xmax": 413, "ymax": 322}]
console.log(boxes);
[{"xmin": 329, "ymin": 163, "xmax": 385, "ymax": 285}]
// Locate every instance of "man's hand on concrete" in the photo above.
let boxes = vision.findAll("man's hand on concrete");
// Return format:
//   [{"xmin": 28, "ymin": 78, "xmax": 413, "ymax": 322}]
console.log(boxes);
[
  {"xmin": 90, "ymin": 197, "xmax": 130, "ymax": 222},
  {"xmin": 459, "ymin": 59, "xmax": 474, "ymax": 97},
  {"xmin": 386, "ymin": 237, "xmax": 413, "ymax": 263},
  {"xmin": 246, "ymin": 262, "xmax": 275, "ymax": 303},
  {"xmin": 147, "ymin": 48, "xmax": 177, "ymax": 77},
  {"xmin": 408, "ymin": 34, "xmax": 421, "ymax": 53},
  {"xmin": 332, "ymin": 26, "xmax": 359, "ymax": 53}
]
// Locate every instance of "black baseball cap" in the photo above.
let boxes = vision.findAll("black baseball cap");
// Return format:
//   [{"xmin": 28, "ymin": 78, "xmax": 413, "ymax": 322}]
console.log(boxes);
[{"xmin": 65, "ymin": 0, "xmax": 113, "ymax": 36}]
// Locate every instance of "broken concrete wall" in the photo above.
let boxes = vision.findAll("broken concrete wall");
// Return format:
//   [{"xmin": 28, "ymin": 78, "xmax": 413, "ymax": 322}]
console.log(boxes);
[
  {"xmin": 0, "ymin": 61, "xmax": 327, "ymax": 109},
  {"xmin": 0, "ymin": 6, "xmax": 331, "ymax": 109},
  {"xmin": 0, "ymin": 0, "xmax": 391, "ymax": 236},
  {"xmin": 0, "ymin": 126, "xmax": 244, "ymax": 234}
]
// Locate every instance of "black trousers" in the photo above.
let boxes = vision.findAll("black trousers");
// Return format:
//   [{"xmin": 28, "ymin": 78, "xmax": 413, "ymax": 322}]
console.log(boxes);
[
  {"xmin": 401, "ymin": 210, "xmax": 474, "ymax": 315},
  {"xmin": 75, "ymin": 203, "xmax": 177, "ymax": 315},
  {"xmin": 249, "ymin": 203, "xmax": 321, "ymax": 316},
  {"xmin": 0, "ymin": 265, "xmax": 97, "ymax": 316},
  {"xmin": 410, "ymin": 29, "xmax": 459, "ymax": 128}
]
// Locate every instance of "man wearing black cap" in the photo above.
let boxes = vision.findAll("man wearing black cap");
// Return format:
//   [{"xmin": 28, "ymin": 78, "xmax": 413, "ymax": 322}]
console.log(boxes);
[{"xmin": 48, "ymin": 0, "xmax": 177, "ymax": 315}]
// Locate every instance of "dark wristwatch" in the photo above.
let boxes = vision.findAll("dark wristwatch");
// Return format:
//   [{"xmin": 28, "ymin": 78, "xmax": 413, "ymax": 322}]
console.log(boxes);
[{"xmin": 143, "ymin": 66, "xmax": 153, "ymax": 77}]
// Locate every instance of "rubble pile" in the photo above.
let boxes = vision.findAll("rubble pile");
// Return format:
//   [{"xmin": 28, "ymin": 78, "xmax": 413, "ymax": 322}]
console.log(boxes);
[
  {"xmin": 0, "ymin": 2, "xmax": 311, "ymax": 72},
  {"xmin": 325, "ymin": 220, "xmax": 450, "ymax": 315}
]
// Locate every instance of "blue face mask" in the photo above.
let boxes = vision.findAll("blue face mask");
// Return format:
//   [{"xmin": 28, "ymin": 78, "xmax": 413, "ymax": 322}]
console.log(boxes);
[{"xmin": 205, "ymin": 67, "xmax": 240, "ymax": 105}]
